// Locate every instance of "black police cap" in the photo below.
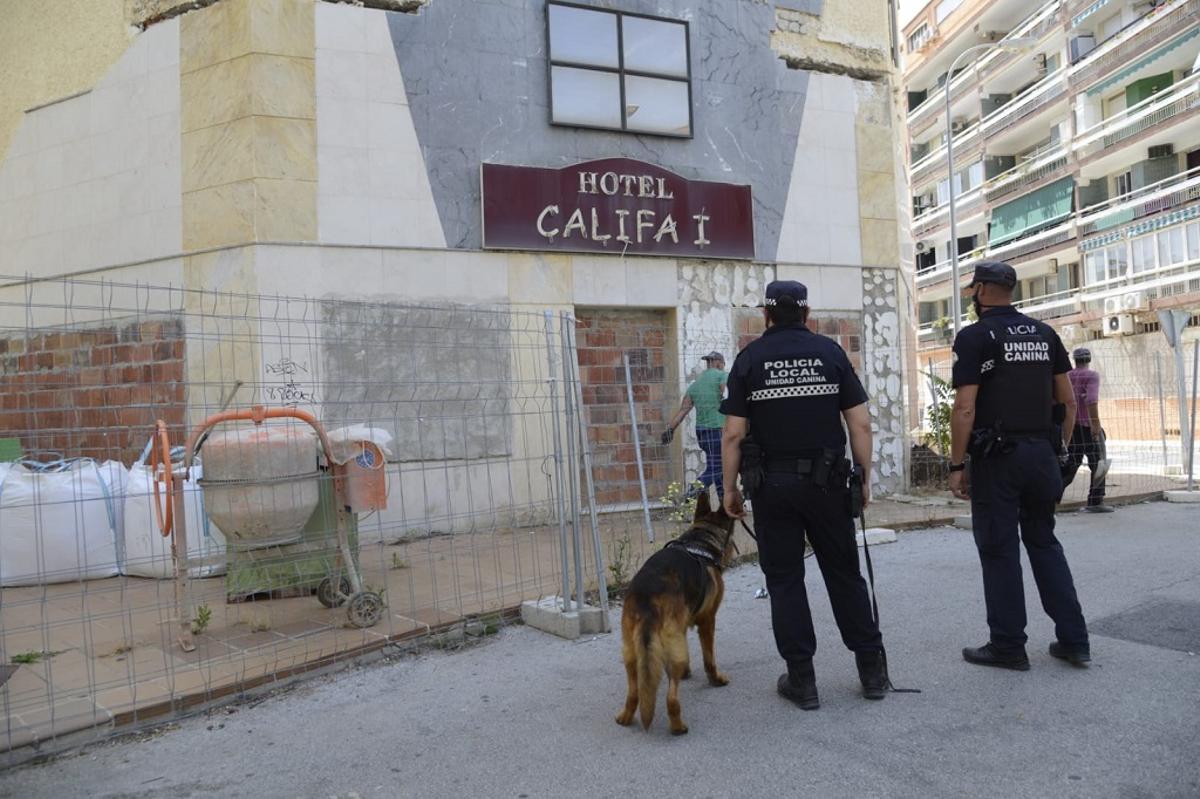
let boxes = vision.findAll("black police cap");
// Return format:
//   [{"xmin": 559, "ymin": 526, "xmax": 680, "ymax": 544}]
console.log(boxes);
[
  {"xmin": 762, "ymin": 280, "xmax": 808, "ymax": 308},
  {"xmin": 966, "ymin": 260, "xmax": 1017, "ymax": 289}
]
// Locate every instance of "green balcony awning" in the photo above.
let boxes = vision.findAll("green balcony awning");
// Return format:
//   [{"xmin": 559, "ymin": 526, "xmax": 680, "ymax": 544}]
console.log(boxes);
[
  {"xmin": 989, "ymin": 176, "xmax": 1075, "ymax": 246},
  {"xmin": 1086, "ymin": 27, "xmax": 1200, "ymax": 97}
]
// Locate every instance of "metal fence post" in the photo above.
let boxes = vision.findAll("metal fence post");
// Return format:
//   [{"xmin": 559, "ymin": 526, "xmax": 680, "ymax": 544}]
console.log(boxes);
[
  {"xmin": 544, "ymin": 311, "xmax": 571, "ymax": 611},
  {"xmin": 559, "ymin": 312, "xmax": 585, "ymax": 612},
  {"xmin": 565, "ymin": 315, "xmax": 610, "ymax": 615},
  {"xmin": 1157, "ymin": 353, "xmax": 1169, "ymax": 473},
  {"xmin": 1189, "ymin": 340, "xmax": 1198, "ymax": 491},
  {"xmin": 623, "ymin": 352, "xmax": 655, "ymax": 544}
]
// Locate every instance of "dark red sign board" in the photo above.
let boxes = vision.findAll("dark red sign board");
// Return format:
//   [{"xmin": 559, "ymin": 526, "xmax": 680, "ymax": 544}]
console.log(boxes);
[{"xmin": 481, "ymin": 158, "xmax": 755, "ymax": 260}]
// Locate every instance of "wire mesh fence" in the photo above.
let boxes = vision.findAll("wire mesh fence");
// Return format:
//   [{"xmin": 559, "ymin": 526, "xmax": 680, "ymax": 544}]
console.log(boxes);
[
  {"xmin": 912, "ymin": 332, "xmax": 1200, "ymax": 503},
  {"xmin": 0, "ymin": 271, "xmax": 1195, "ymax": 761}
]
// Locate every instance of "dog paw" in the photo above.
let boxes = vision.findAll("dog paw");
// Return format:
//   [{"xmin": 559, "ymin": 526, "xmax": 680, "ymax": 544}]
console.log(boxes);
[
  {"xmin": 615, "ymin": 712, "xmax": 634, "ymax": 726},
  {"xmin": 670, "ymin": 724, "xmax": 689, "ymax": 736},
  {"xmin": 708, "ymin": 672, "xmax": 730, "ymax": 687}
]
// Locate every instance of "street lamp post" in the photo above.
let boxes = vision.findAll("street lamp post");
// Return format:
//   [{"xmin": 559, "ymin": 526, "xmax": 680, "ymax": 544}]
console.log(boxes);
[{"xmin": 945, "ymin": 37, "xmax": 1038, "ymax": 337}]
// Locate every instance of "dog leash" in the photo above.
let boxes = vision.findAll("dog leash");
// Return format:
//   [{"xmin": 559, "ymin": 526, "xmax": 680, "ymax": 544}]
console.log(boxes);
[{"xmin": 858, "ymin": 508, "xmax": 920, "ymax": 695}]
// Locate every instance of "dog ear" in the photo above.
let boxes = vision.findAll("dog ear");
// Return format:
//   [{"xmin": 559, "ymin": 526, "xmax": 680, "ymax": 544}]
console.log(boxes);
[{"xmin": 693, "ymin": 486, "xmax": 712, "ymax": 520}]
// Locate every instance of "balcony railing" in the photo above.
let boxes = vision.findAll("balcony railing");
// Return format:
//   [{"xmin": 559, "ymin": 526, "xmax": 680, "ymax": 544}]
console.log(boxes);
[
  {"xmin": 912, "ymin": 187, "xmax": 985, "ymax": 237},
  {"xmin": 1077, "ymin": 166, "xmax": 1200, "ymax": 237},
  {"xmin": 982, "ymin": 70, "xmax": 1068, "ymax": 138},
  {"xmin": 916, "ymin": 247, "xmax": 987, "ymax": 288},
  {"xmin": 1015, "ymin": 287, "xmax": 1081, "ymax": 320},
  {"xmin": 978, "ymin": 0, "xmax": 1066, "ymax": 79},
  {"xmin": 1070, "ymin": 0, "xmax": 1200, "ymax": 90},
  {"xmin": 908, "ymin": 63, "xmax": 979, "ymax": 132},
  {"xmin": 910, "ymin": 123, "xmax": 982, "ymax": 185},
  {"xmin": 983, "ymin": 142, "xmax": 1070, "ymax": 204},
  {"xmin": 1075, "ymin": 72, "xmax": 1200, "ymax": 156},
  {"xmin": 989, "ymin": 220, "xmax": 1075, "ymax": 262}
]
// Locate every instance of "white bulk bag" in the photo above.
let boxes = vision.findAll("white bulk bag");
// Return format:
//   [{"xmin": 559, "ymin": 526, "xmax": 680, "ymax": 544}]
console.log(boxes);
[
  {"xmin": 0, "ymin": 460, "xmax": 123, "ymax": 587},
  {"xmin": 122, "ymin": 462, "xmax": 226, "ymax": 579}
]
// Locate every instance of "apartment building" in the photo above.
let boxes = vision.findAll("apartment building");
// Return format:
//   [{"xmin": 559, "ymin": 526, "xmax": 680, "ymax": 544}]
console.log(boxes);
[{"xmin": 902, "ymin": 0, "xmax": 1200, "ymax": 366}]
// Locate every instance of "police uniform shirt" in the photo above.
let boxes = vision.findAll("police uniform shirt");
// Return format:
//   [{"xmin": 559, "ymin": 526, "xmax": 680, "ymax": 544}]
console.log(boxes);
[
  {"xmin": 952, "ymin": 306, "xmax": 1071, "ymax": 433},
  {"xmin": 722, "ymin": 323, "xmax": 868, "ymax": 455}
]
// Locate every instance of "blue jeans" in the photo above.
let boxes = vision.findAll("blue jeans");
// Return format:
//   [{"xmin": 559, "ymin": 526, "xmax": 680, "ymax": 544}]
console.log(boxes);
[{"xmin": 695, "ymin": 427, "xmax": 723, "ymax": 497}]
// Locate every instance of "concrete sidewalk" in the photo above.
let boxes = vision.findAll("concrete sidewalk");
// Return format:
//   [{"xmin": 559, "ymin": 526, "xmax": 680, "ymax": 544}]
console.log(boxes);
[{"xmin": 3, "ymin": 501, "xmax": 1198, "ymax": 799}]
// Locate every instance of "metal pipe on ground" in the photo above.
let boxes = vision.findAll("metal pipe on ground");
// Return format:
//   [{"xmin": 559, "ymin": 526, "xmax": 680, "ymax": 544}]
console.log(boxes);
[{"xmin": 623, "ymin": 352, "xmax": 655, "ymax": 544}]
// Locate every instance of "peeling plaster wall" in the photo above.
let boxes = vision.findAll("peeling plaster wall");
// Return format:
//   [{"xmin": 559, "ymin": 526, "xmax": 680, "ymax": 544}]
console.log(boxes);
[
  {"xmin": 863, "ymin": 267, "xmax": 906, "ymax": 494},
  {"xmin": 676, "ymin": 261, "xmax": 774, "ymax": 480}
]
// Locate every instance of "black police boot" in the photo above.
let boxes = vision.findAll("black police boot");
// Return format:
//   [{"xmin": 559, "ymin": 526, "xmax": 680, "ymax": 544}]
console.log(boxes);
[
  {"xmin": 777, "ymin": 659, "xmax": 819, "ymax": 710},
  {"xmin": 1049, "ymin": 641, "xmax": 1091, "ymax": 667},
  {"xmin": 961, "ymin": 643, "xmax": 1030, "ymax": 671},
  {"xmin": 855, "ymin": 650, "xmax": 888, "ymax": 700}
]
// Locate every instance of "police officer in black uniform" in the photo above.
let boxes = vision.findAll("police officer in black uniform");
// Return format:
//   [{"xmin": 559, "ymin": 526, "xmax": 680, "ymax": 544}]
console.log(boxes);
[
  {"xmin": 721, "ymin": 280, "xmax": 887, "ymax": 709},
  {"xmin": 949, "ymin": 260, "xmax": 1091, "ymax": 670}
]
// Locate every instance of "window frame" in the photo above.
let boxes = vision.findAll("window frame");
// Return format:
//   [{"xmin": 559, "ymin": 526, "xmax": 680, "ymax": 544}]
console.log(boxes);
[{"xmin": 545, "ymin": 1, "xmax": 694, "ymax": 139}]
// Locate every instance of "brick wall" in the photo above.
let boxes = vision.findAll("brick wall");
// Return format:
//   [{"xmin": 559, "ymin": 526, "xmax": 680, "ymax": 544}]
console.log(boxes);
[
  {"xmin": 734, "ymin": 308, "xmax": 863, "ymax": 370},
  {"xmin": 575, "ymin": 309, "xmax": 671, "ymax": 508},
  {"xmin": 0, "ymin": 316, "xmax": 186, "ymax": 464}
]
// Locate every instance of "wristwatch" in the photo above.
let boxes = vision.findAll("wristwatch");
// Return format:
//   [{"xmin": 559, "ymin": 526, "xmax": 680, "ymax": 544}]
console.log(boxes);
[{"xmin": 948, "ymin": 462, "xmax": 966, "ymax": 473}]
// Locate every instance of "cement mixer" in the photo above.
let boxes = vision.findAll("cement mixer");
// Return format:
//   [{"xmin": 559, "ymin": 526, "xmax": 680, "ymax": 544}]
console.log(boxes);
[{"xmin": 151, "ymin": 406, "xmax": 386, "ymax": 652}]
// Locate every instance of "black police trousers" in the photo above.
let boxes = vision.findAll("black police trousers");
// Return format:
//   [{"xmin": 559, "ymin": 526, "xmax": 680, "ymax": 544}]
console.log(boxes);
[
  {"xmin": 969, "ymin": 438, "xmax": 1088, "ymax": 652},
  {"xmin": 753, "ymin": 472, "xmax": 883, "ymax": 664},
  {"xmin": 1062, "ymin": 424, "xmax": 1106, "ymax": 506}
]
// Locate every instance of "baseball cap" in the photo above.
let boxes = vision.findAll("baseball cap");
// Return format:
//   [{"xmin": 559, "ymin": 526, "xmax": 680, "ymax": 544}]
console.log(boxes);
[
  {"xmin": 966, "ymin": 260, "xmax": 1017, "ymax": 289},
  {"xmin": 701, "ymin": 351, "xmax": 725, "ymax": 362},
  {"xmin": 1073, "ymin": 347, "xmax": 1092, "ymax": 361},
  {"xmin": 761, "ymin": 280, "xmax": 808, "ymax": 307}
]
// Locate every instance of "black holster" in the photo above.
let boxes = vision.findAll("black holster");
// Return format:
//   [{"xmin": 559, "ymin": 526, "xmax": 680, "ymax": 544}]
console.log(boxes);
[
  {"xmin": 848, "ymin": 464, "xmax": 866, "ymax": 518},
  {"xmin": 967, "ymin": 422, "xmax": 1015, "ymax": 460},
  {"xmin": 739, "ymin": 435, "xmax": 765, "ymax": 497}
]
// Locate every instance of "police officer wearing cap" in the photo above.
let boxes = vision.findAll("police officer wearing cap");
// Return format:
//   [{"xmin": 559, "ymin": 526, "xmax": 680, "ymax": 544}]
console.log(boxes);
[
  {"xmin": 721, "ymin": 280, "xmax": 887, "ymax": 709},
  {"xmin": 949, "ymin": 260, "xmax": 1092, "ymax": 670}
]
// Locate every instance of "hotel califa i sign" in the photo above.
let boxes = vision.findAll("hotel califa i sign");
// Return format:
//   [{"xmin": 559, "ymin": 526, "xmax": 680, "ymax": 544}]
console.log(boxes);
[{"xmin": 481, "ymin": 158, "xmax": 755, "ymax": 260}]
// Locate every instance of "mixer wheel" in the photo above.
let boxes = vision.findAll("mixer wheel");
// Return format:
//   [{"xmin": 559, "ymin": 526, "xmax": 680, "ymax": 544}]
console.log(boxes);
[
  {"xmin": 317, "ymin": 576, "xmax": 351, "ymax": 608},
  {"xmin": 347, "ymin": 592, "xmax": 384, "ymax": 628}
]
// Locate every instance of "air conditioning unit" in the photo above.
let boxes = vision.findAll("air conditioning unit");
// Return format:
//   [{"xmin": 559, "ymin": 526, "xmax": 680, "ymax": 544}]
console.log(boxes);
[
  {"xmin": 1122, "ymin": 290, "xmax": 1150, "ymax": 311},
  {"xmin": 915, "ymin": 240, "xmax": 931, "ymax": 253},
  {"xmin": 1103, "ymin": 296, "xmax": 1124, "ymax": 315},
  {"xmin": 1069, "ymin": 35, "xmax": 1096, "ymax": 64},
  {"xmin": 1148, "ymin": 143, "xmax": 1175, "ymax": 159},
  {"xmin": 1104, "ymin": 313, "xmax": 1135, "ymax": 336},
  {"xmin": 951, "ymin": 117, "xmax": 968, "ymax": 133},
  {"xmin": 976, "ymin": 28, "xmax": 1004, "ymax": 42}
]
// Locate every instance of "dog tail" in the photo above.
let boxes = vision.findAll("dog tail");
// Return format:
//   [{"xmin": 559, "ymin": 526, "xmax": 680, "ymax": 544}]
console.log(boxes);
[{"xmin": 636, "ymin": 606, "xmax": 663, "ymax": 731}]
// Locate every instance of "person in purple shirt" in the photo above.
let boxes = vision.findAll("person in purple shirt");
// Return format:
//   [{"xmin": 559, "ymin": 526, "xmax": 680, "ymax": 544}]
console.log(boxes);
[{"xmin": 1063, "ymin": 348, "xmax": 1113, "ymax": 512}]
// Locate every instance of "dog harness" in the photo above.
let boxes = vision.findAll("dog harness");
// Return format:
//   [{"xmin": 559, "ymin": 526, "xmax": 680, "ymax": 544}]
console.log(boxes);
[{"xmin": 665, "ymin": 540, "xmax": 720, "ymax": 567}]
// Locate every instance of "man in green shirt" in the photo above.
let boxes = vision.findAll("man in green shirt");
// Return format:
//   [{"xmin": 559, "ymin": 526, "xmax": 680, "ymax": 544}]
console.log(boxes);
[{"xmin": 662, "ymin": 351, "xmax": 728, "ymax": 497}]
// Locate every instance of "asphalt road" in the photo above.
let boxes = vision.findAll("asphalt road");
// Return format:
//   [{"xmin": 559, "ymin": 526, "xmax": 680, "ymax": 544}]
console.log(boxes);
[{"xmin": 3, "ymin": 501, "xmax": 1199, "ymax": 799}]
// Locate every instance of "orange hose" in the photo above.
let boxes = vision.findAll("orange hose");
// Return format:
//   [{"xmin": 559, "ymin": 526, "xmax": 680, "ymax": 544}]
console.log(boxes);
[{"xmin": 151, "ymin": 420, "xmax": 174, "ymax": 537}]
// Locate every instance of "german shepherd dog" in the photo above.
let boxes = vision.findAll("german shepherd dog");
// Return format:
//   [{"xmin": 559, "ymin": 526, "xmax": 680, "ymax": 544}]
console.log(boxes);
[{"xmin": 615, "ymin": 489, "xmax": 737, "ymax": 735}]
